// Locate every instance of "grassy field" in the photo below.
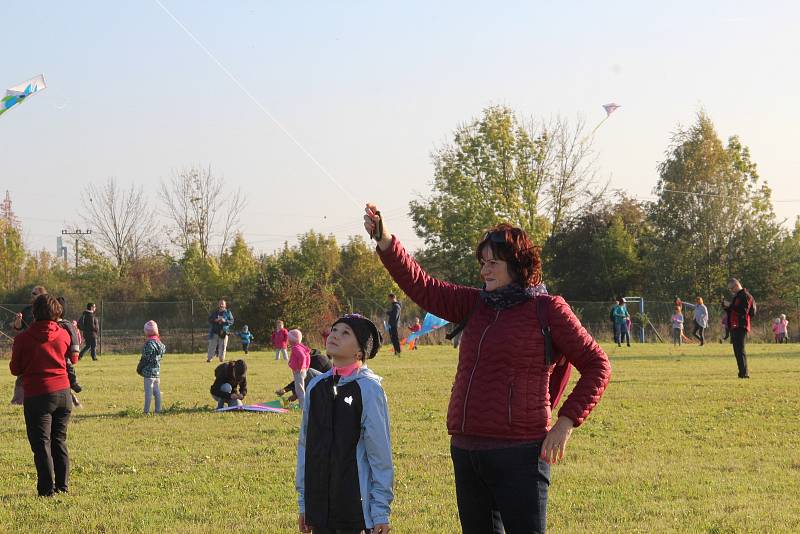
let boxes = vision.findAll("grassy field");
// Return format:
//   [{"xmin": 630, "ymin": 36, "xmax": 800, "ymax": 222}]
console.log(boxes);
[{"xmin": 1, "ymin": 342, "xmax": 799, "ymax": 533}]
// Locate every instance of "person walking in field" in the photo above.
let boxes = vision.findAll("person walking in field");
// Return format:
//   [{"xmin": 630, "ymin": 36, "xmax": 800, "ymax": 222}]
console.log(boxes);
[
  {"xmin": 78, "ymin": 303, "xmax": 100, "ymax": 361},
  {"xmin": 207, "ymin": 300, "xmax": 234, "ymax": 363},
  {"xmin": 364, "ymin": 203, "xmax": 610, "ymax": 533},
  {"xmin": 682, "ymin": 297, "xmax": 709, "ymax": 346}
]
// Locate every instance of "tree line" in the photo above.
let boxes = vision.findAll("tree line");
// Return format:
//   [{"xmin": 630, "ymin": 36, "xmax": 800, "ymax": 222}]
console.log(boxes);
[{"xmin": 2, "ymin": 106, "xmax": 798, "ymax": 342}]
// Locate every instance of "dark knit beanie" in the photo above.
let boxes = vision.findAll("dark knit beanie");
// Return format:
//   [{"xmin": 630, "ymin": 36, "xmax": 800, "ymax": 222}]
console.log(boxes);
[{"xmin": 331, "ymin": 314, "xmax": 382, "ymax": 359}]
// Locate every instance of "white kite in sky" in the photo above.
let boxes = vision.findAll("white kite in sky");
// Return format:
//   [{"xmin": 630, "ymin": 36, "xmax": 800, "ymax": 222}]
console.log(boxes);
[{"xmin": 0, "ymin": 74, "xmax": 47, "ymax": 118}]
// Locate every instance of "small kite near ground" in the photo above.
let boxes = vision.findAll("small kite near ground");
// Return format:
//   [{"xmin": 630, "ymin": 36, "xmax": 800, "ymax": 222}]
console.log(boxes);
[
  {"xmin": 216, "ymin": 401, "xmax": 289, "ymax": 414},
  {"xmin": 1, "ymin": 74, "xmax": 47, "ymax": 118}
]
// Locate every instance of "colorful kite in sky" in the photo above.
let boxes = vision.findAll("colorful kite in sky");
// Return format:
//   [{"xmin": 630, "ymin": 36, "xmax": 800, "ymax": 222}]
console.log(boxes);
[{"xmin": 0, "ymin": 75, "xmax": 47, "ymax": 118}]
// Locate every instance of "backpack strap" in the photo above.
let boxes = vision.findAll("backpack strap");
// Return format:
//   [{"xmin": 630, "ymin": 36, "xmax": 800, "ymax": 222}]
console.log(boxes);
[
  {"xmin": 445, "ymin": 295, "xmax": 481, "ymax": 341},
  {"xmin": 535, "ymin": 295, "xmax": 555, "ymax": 366}
]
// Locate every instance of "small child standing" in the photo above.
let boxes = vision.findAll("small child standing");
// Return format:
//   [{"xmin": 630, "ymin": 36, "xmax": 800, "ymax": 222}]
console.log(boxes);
[
  {"xmin": 272, "ymin": 320, "xmax": 289, "ymax": 361},
  {"xmin": 407, "ymin": 317, "xmax": 422, "ymax": 350},
  {"xmin": 297, "ymin": 314, "xmax": 393, "ymax": 534},
  {"xmin": 237, "ymin": 325, "xmax": 254, "ymax": 354},
  {"xmin": 287, "ymin": 329, "xmax": 311, "ymax": 409},
  {"xmin": 136, "ymin": 320, "xmax": 166, "ymax": 414},
  {"xmin": 671, "ymin": 307, "xmax": 684, "ymax": 346}
]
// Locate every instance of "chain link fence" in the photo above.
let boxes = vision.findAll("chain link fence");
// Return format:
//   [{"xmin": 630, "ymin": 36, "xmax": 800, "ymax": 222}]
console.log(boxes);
[{"xmin": 2, "ymin": 296, "xmax": 798, "ymax": 357}]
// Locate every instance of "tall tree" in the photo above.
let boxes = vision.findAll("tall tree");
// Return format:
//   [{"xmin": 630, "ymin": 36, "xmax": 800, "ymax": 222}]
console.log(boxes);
[
  {"xmin": 161, "ymin": 166, "xmax": 245, "ymax": 258},
  {"xmin": 81, "ymin": 178, "xmax": 156, "ymax": 273},
  {"xmin": 646, "ymin": 112, "xmax": 783, "ymax": 298},
  {"xmin": 410, "ymin": 106, "xmax": 599, "ymax": 285},
  {"xmin": 0, "ymin": 218, "xmax": 25, "ymax": 293}
]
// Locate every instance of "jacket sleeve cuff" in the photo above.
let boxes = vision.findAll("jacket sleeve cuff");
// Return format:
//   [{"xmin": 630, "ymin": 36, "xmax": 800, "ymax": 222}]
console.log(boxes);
[{"xmin": 372, "ymin": 514, "xmax": 390, "ymax": 525}]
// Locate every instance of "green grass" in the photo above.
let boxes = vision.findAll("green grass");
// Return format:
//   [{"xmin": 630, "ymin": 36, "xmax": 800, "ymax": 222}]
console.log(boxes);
[{"xmin": 1, "ymin": 343, "xmax": 799, "ymax": 533}]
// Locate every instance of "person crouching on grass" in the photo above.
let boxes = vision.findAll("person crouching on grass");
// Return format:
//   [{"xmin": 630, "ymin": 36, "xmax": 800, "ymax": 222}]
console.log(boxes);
[
  {"xmin": 296, "ymin": 314, "xmax": 393, "ymax": 534},
  {"xmin": 136, "ymin": 321, "xmax": 166, "ymax": 414},
  {"xmin": 210, "ymin": 359, "xmax": 247, "ymax": 409}
]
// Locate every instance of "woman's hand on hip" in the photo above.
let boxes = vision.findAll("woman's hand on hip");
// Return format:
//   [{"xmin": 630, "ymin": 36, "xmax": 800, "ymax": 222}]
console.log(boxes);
[
  {"xmin": 373, "ymin": 523, "xmax": 391, "ymax": 534},
  {"xmin": 540, "ymin": 416, "xmax": 575, "ymax": 464},
  {"xmin": 364, "ymin": 203, "xmax": 392, "ymax": 251}
]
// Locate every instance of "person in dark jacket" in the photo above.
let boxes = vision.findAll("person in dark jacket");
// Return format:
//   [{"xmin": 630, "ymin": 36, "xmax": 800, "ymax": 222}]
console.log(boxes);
[
  {"xmin": 722, "ymin": 278, "xmax": 756, "ymax": 378},
  {"xmin": 78, "ymin": 303, "xmax": 100, "ymax": 361},
  {"xmin": 10, "ymin": 294, "xmax": 78, "ymax": 496},
  {"xmin": 385, "ymin": 294, "xmax": 402, "ymax": 355},
  {"xmin": 296, "ymin": 314, "xmax": 392, "ymax": 534},
  {"xmin": 365, "ymin": 204, "xmax": 611, "ymax": 534},
  {"xmin": 210, "ymin": 359, "xmax": 247, "ymax": 409}
]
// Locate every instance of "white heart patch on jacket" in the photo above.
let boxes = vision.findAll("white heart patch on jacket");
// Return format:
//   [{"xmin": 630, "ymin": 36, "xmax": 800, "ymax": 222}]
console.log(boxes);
[{"xmin": 344, "ymin": 396, "xmax": 353, "ymax": 405}]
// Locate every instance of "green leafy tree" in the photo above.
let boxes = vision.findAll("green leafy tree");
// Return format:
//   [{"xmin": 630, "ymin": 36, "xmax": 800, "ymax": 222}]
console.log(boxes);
[
  {"xmin": 336, "ymin": 236, "xmax": 401, "ymax": 317},
  {"xmin": 0, "ymin": 219, "xmax": 25, "ymax": 294},
  {"xmin": 410, "ymin": 106, "xmax": 550, "ymax": 284},
  {"xmin": 646, "ymin": 111, "xmax": 784, "ymax": 299}
]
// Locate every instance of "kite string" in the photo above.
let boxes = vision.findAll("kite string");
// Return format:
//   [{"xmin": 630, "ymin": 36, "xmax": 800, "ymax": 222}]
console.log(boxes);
[{"xmin": 152, "ymin": 0, "xmax": 361, "ymax": 208}]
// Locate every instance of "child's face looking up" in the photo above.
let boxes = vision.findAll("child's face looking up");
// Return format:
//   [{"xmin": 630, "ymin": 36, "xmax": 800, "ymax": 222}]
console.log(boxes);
[{"xmin": 326, "ymin": 323, "xmax": 361, "ymax": 364}]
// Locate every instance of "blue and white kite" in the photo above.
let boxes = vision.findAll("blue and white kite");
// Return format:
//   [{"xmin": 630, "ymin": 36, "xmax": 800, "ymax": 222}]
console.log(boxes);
[{"xmin": 0, "ymin": 75, "xmax": 46, "ymax": 118}]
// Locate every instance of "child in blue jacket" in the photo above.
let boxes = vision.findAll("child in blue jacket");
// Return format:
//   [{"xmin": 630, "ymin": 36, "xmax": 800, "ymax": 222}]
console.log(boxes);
[
  {"xmin": 136, "ymin": 320, "xmax": 166, "ymax": 414},
  {"xmin": 296, "ymin": 314, "xmax": 393, "ymax": 534},
  {"xmin": 237, "ymin": 325, "xmax": 254, "ymax": 354}
]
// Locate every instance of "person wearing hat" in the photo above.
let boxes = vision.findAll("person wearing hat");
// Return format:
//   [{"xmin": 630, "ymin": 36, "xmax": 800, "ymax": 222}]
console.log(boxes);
[
  {"xmin": 296, "ymin": 314, "xmax": 393, "ymax": 534},
  {"xmin": 136, "ymin": 320, "xmax": 166, "ymax": 414}
]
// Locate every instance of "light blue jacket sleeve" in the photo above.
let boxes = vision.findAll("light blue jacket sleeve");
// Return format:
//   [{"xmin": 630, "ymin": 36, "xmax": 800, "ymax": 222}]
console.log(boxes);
[
  {"xmin": 361, "ymin": 382, "xmax": 394, "ymax": 525},
  {"xmin": 296, "ymin": 379, "xmax": 314, "ymax": 515}
]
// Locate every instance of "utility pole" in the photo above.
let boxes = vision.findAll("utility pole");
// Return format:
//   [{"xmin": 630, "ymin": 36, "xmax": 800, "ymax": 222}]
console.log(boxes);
[{"xmin": 61, "ymin": 229, "xmax": 91, "ymax": 273}]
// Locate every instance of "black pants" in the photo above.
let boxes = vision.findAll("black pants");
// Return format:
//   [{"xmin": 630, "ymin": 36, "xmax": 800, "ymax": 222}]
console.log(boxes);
[
  {"xmin": 388, "ymin": 324, "xmax": 401, "ymax": 354},
  {"xmin": 79, "ymin": 335, "xmax": 97, "ymax": 360},
  {"xmin": 451, "ymin": 442, "xmax": 550, "ymax": 534},
  {"xmin": 23, "ymin": 389, "xmax": 72, "ymax": 496},
  {"xmin": 692, "ymin": 321, "xmax": 705, "ymax": 345},
  {"xmin": 312, "ymin": 528, "xmax": 367, "ymax": 534},
  {"xmin": 731, "ymin": 328, "xmax": 749, "ymax": 377}
]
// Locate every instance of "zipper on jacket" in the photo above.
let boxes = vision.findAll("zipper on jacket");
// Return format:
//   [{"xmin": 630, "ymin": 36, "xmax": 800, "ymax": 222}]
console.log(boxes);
[
  {"xmin": 507, "ymin": 381, "xmax": 513, "ymax": 425},
  {"xmin": 462, "ymin": 310, "xmax": 500, "ymax": 433}
]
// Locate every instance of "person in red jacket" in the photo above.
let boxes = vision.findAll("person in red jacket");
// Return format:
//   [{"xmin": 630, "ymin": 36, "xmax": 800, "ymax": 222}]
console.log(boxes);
[
  {"xmin": 10, "ymin": 294, "xmax": 78, "ymax": 497},
  {"xmin": 364, "ymin": 204, "xmax": 611, "ymax": 534},
  {"xmin": 272, "ymin": 320, "xmax": 289, "ymax": 361}
]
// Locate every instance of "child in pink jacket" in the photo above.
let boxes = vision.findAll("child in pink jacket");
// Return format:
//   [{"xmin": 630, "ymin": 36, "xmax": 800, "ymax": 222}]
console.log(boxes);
[
  {"xmin": 288, "ymin": 329, "xmax": 311, "ymax": 408},
  {"xmin": 272, "ymin": 320, "xmax": 289, "ymax": 360}
]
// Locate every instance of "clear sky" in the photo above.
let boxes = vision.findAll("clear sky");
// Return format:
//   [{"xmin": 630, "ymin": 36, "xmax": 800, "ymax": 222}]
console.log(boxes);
[{"xmin": 3, "ymin": 0, "xmax": 799, "ymax": 258}]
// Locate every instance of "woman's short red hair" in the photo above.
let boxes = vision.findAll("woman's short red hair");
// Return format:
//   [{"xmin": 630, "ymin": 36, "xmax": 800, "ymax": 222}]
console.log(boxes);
[{"xmin": 475, "ymin": 223, "xmax": 542, "ymax": 286}]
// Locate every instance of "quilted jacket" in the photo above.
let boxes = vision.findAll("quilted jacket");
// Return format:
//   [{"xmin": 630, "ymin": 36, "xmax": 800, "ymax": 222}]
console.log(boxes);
[{"xmin": 378, "ymin": 236, "xmax": 611, "ymax": 440}]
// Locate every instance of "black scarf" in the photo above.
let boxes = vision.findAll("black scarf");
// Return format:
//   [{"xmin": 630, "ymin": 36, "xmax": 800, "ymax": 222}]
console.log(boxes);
[{"xmin": 480, "ymin": 283, "xmax": 538, "ymax": 310}]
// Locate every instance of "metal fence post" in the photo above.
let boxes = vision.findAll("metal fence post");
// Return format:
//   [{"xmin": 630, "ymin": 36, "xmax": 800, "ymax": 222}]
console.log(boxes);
[
  {"xmin": 99, "ymin": 300, "xmax": 104, "ymax": 356},
  {"xmin": 191, "ymin": 299, "xmax": 195, "ymax": 354}
]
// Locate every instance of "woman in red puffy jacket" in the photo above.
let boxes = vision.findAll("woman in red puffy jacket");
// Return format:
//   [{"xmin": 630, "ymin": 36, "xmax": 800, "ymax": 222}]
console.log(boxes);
[{"xmin": 364, "ymin": 204, "xmax": 611, "ymax": 534}]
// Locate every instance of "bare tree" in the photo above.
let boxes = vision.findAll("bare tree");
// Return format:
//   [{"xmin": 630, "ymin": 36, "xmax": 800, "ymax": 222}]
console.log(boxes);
[
  {"xmin": 540, "ymin": 116, "xmax": 603, "ymax": 237},
  {"xmin": 81, "ymin": 178, "xmax": 156, "ymax": 271},
  {"xmin": 160, "ymin": 165, "xmax": 245, "ymax": 258}
]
